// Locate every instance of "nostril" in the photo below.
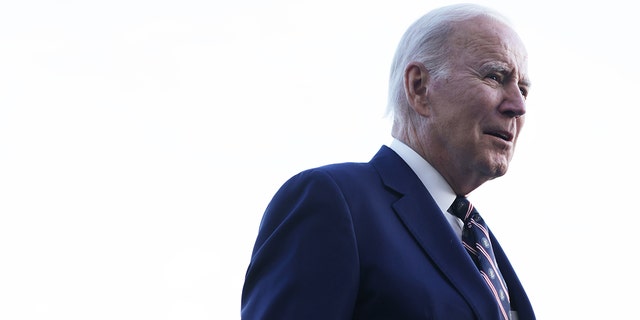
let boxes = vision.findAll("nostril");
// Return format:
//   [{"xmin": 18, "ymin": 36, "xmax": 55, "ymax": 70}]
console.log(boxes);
[{"xmin": 502, "ymin": 109, "xmax": 523, "ymax": 119}]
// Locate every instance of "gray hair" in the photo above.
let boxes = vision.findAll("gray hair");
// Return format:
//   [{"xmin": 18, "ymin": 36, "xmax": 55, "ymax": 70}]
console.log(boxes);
[{"xmin": 387, "ymin": 4, "xmax": 512, "ymax": 127}]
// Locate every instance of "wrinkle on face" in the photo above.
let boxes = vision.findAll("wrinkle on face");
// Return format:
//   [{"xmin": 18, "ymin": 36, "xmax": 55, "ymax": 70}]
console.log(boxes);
[{"xmin": 418, "ymin": 16, "xmax": 530, "ymax": 195}]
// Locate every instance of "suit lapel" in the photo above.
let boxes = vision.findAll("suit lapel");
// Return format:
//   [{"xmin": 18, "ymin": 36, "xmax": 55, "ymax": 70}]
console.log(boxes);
[
  {"xmin": 370, "ymin": 146, "xmax": 502, "ymax": 319},
  {"xmin": 491, "ymin": 233, "xmax": 536, "ymax": 319}
]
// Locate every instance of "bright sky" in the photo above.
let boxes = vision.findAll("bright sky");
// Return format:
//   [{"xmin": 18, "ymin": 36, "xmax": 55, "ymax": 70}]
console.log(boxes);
[{"xmin": 1, "ymin": 0, "xmax": 638, "ymax": 319}]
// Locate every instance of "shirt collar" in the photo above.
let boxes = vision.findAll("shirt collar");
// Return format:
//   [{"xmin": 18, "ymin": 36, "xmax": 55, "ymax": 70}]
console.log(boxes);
[{"xmin": 388, "ymin": 139, "xmax": 461, "ymax": 234}]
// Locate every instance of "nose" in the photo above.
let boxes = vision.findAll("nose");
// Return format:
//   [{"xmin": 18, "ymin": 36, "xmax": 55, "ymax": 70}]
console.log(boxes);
[{"xmin": 499, "ymin": 82, "xmax": 526, "ymax": 118}]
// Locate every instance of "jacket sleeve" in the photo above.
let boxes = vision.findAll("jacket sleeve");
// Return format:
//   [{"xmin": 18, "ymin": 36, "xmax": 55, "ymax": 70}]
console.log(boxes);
[{"xmin": 241, "ymin": 169, "xmax": 360, "ymax": 319}]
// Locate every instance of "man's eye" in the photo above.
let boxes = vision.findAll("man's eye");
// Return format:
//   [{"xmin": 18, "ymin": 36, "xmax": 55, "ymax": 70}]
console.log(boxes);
[
  {"xmin": 520, "ymin": 87, "xmax": 528, "ymax": 99},
  {"xmin": 487, "ymin": 73, "xmax": 503, "ymax": 82}
]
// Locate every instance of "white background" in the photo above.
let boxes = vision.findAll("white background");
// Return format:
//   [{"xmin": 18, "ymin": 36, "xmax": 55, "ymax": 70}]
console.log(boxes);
[{"xmin": 1, "ymin": 0, "xmax": 638, "ymax": 319}]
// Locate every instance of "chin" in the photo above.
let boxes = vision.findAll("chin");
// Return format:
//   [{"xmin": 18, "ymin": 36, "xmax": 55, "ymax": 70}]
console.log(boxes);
[
  {"xmin": 481, "ymin": 158, "xmax": 510, "ymax": 179},
  {"xmin": 492, "ymin": 162, "xmax": 509, "ymax": 178}
]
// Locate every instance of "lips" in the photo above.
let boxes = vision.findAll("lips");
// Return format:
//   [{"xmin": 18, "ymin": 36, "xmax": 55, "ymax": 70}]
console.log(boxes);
[{"xmin": 485, "ymin": 129, "xmax": 514, "ymax": 142}]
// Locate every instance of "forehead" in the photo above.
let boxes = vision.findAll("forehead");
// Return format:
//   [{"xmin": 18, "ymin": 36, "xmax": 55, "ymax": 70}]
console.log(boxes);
[{"xmin": 449, "ymin": 17, "xmax": 529, "ymax": 81}]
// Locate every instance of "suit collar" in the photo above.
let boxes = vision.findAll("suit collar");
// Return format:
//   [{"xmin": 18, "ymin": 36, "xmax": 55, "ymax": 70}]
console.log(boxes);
[
  {"xmin": 370, "ymin": 146, "xmax": 505, "ymax": 319},
  {"xmin": 388, "ymin": 139, "xmax": 457, "ymax": 217}
]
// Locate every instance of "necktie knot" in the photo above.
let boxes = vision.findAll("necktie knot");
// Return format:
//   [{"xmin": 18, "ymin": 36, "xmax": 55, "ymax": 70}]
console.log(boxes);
[{"xmin": 448, "ymin": 196, "xmax": 473, "ymax": 222}]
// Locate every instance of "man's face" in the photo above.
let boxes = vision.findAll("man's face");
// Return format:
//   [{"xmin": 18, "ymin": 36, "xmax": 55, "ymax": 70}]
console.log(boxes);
[{"xmin": 425, "ymin": 17, "xmax": 530, "ymax": 188}]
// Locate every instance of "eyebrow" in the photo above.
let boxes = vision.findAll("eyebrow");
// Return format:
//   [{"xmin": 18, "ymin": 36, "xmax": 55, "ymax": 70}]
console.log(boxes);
[{"xmin": 520, "ymin": 76, "xmax": 532, "ymax": 88}]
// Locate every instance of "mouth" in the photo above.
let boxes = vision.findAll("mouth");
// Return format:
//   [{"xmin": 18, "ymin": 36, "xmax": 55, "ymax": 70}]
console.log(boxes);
[{"xmin": 484, "ymin": 129, "xmax": 514, "ymax": 142}]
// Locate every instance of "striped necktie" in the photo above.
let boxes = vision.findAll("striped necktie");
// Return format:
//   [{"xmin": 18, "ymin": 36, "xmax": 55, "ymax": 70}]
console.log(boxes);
[{"xmin": 448, "ymin": 196, "xmax": 511, "ymax": 320}]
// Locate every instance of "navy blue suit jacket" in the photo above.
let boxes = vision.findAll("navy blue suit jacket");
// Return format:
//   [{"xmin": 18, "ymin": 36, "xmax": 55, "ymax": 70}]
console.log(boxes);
[{"xmin": 242, "ymin": 146, "xmax": 535, "ymax": 319}]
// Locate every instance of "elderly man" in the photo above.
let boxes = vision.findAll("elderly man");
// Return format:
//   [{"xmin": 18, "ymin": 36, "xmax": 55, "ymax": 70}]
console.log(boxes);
[{"xmin": 242, "ymin": 3, "xmax": 535, "ymax": 319}]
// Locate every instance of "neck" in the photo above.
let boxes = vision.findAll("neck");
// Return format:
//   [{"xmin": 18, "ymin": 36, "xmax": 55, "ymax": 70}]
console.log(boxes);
[{"xmin": 392, "ymin": 134, "xmax": 486, "ymax": 196}]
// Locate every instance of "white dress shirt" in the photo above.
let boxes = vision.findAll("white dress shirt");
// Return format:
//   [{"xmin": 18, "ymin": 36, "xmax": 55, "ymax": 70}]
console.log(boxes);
[{"xmin": 387, "ymin": 139, "xmax": 463, "ymax": 238}]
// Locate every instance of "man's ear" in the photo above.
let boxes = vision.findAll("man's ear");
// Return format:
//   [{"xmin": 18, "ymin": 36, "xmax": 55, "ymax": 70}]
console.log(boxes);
[{"xmin": 403, "ymin": 62, "xmax": 431, "ymax": 116}]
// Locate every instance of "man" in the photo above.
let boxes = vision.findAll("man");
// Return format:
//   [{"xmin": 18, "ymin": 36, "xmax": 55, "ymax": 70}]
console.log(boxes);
[{"xmin": 242, "ymin": 3, "xmax": 535, "ymax": 319}]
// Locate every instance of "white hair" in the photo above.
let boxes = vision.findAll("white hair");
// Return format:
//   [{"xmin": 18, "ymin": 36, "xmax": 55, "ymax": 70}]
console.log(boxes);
[{"xmin": 387, "ymin": 4, "xmax": 513, "ymax": 129}]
